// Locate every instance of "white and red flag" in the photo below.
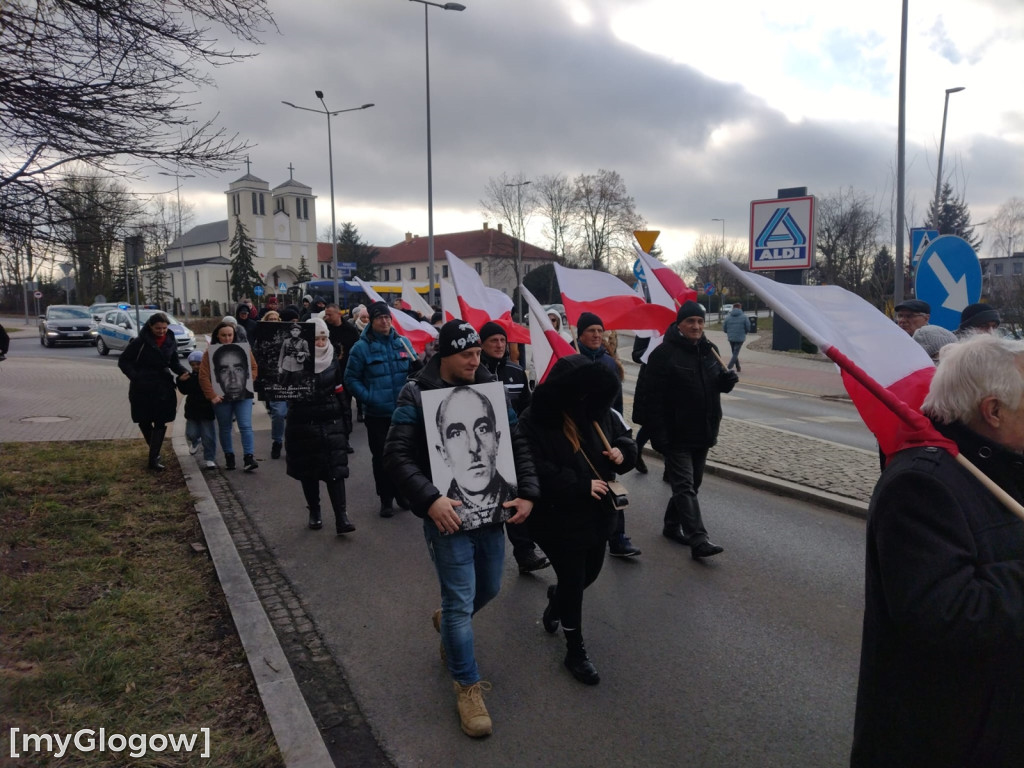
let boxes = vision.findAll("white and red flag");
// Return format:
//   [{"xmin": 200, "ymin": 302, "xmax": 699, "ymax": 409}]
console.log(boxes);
[
  {"xmin": 522, "ymin": 285, "xmax": 577, "ymax": 383},
  {"xmin": 355, "ymin": 277, "xmax": 438, "ymax": 353},
  {"xmin": 444, "ymin": 250, "xmax": 530, "ymax": 342},
  {"xmin": 400, "ymin": 280, "xmax": 435, "ymax": 318},
  {"xmin": 440, "ymin": 279, "xmax": 460, "ymax": 323},
  {"xmin": 718, "ymin": 259, "xmax": 956, "ymax": 458},
  {"xmin": 553, "ymin": 263, "xmax": 677, "ymax": 332},
  {"xmin": 633, "ymin": 243, "xmax": 698, "ymax": 307}
]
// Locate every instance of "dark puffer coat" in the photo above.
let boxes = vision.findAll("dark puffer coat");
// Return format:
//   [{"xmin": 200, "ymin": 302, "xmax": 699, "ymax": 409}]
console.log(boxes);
[
  {"xmin": 285, "ymin": 360, "xmax": 350, "ymax": 482},
  {"xmin": 384, "ymin": 354, "xmax": 540, "ymax": 520},
  {"xmin": 118, "ymin": 326, "xmax": 187, "ymax": 424},
  {"xmin": 522, "ymin": 355, "xmax": 637, "ymax": 548},
  {"xmin": 344, "ymin": 325, "xmax": 417, "ymax": 418},
  {"xmin": 641, "ymin": 322, "xmax": 736, "ymax": 452},
  {"xmin": 851, "ymin": 421, "xmax": 1024, "ymax": 767}
]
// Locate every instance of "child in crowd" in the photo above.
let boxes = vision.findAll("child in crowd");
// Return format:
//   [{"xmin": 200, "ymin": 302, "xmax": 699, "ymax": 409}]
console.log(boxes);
[{"xmin": 178, "ymin": 349, "xmax": 218, "ymax": 469}]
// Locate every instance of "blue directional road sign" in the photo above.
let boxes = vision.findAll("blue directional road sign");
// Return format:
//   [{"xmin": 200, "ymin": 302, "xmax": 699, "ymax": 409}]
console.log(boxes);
[
  {"xmin": 914, "ymin": 235, "xmax": 981, "ymax": 331},
  {"xmin": 704, "ymin": 283, "xmax": 715, "ymax": 295},
  {"xmin": 339, "ymin": 261, "xmax": 358, "ymax": 278},
  {"xmin": 278, "ymin": 282, "xmax": 288, "ymax": 292},
  {"xmin": 252, "ymin": 285, "xmax": 264, "ymax": 296}
]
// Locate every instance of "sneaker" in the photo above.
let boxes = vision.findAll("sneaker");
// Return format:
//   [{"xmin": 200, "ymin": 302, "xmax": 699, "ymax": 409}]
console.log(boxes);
[
  {"xmin": 243, "ymin": 454, "xmax": 258, "ymax": 472},
  {"xmin": 271, "ymin": 441, "xmax": 282, "ymax": 459},
  {"xmin": 189, "ymin": 441, "xmax": 200, "ymax": 456},
  {"xmin": 609, "ymin": 537, "xmax": 642, "ymax": 558},
  {"xmin": 432, "ymin": 608, "xmax": 446, "ymax": 662},
  {"xmin": 203, "ymin": 460, "xmax": 217, "ymax": 470},
  {"xmin": 453, "ymin": 681, "xmax": 493, "ymax": 738}
]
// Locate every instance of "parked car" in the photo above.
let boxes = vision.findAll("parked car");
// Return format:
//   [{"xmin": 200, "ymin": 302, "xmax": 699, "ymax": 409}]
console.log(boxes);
[
  {"xmin": 718, "ymin": 303, "xmax": 734, "ymax": 318},
  {"xmin": 89, "ymin": 302, "xmax": 124, "ymax": 322},
  {"xmin": 95, "ymin": 308, "xmax": 196, "ymax": 357},
  {"xmin": 38, "ymin": 305, "xmax": 99, "ymax": 347}
]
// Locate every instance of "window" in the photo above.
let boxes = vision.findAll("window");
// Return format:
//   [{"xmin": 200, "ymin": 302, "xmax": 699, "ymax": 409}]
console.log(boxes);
[
  {"xmin": 302, "ymin": 199, "xmax": 308, "ymax": 220},
  {"xmin": 259, "ymin": 193, "xmax": 265, "ymax": 216},
  {"xmin": 442, "ymin": 265, "xmax": 449, "ymax": 278},
  {"xmin": 1014, "ymin": 262, "xmax": 1022, "ymax": 276},
  {"xmin": 232, "ymin": 194, "xmax": 240, "ymax": 216},
  {"xmin": 384, "ymin": 269, "xmax": 390, "ymax": 281},
  {"xmin": 296, "ymin": 198, "xmax": 301, "ymax": 218},
  {"xmin": 410, "ymin": 267, "xmax": 416, "ymax": 279},
  {"xmin": 474, "ymin": 262, "xmax": 482, "ymax": 275},
  {"xmin": 995, "ymin": 264, "xmax": 1004, "ymax": 276},
  {"xmin": 395, "ymin": 268, "xmax": 402, "ymax": 281},
  {"xmin": 275, "ymin": 197, "xmax": 284, "ymax": 213},
  {"xmin": 252, "ymin": 192, "xmax": 258, "ymax": 215}
]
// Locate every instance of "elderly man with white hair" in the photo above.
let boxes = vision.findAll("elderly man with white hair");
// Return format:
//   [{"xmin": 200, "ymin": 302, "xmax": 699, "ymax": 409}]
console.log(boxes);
[{"xmin": 852, "ymin": 333, "xmax": 1024, "ymax": 767}]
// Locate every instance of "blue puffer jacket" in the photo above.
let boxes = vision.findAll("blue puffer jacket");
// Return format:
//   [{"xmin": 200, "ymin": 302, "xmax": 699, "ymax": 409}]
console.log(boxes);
[{"xmin": 343, "ymin": 325, "xmax": 417, "ymax": 418}]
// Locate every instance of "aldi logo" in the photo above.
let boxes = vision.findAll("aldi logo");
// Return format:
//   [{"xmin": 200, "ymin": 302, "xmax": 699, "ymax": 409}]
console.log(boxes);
[{"xmin": 749, "ymin": 195, "xmax": 815, "ymax": 271}]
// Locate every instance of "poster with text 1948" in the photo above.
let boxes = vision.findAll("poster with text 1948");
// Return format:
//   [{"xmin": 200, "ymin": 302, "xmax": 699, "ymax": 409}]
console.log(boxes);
[{"xmin": 251, "ymin": 321, "xmax": 314, "ymax": 400}]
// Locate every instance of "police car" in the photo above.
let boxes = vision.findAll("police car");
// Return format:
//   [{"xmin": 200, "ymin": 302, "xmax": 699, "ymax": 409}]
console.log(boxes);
[{"xmin": 95, "ymin": 307, "xmax": 196, "ymax": 357}]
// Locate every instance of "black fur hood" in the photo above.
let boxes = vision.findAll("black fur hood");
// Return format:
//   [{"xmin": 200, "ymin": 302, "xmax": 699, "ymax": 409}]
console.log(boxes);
[{"xmin": 528, "ymin": 354, "xmax": 621, "ymax": 427}]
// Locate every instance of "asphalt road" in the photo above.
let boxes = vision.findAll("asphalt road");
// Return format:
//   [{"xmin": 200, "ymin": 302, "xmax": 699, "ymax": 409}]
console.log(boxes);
[{"xmin": 224, "ymin": 416, "xmax": 865, "ymax": 767}]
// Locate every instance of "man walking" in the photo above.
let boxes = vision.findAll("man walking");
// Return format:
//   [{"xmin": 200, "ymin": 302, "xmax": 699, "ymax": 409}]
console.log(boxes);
[
  {"xmin": 643, "ymin": 301, "xmax": 738, "ymax": 559},
  {"xmin": 385, "ymin": 320, "xmax": 539, "ymax": 738},
  {"xmin": 721, "ymin": 302, "xmax": 751, "ymax": 372},
  {"xmin": 323, "ymin": 303, "xmax": 360, "ymax": 450}
]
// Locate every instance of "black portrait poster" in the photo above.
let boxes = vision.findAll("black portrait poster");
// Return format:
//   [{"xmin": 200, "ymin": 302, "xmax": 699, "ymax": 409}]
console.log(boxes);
[{"xmin": 251, "ymin": 321, "xmax": 315, "ymax": 400}]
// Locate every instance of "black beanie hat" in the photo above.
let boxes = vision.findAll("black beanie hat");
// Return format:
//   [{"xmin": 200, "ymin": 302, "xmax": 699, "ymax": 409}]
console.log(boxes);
[
  {"xmin": 368, "ymin": 301, "xmax": 390, "ymax": 321},
  {"xmin": 959, "ymin": 303, "xmax": 1000, "ymax": 330},
  {"xmin": 576, "ymin": 312, "xmax": 604, "ymax": 335},
  {"xmin": 438, "ymin": 320, "xmax": 481, "ymax": 357},
  {"xmin": 676, "ymin": 301, "xmax": 705, "ymax": 323},
  {"xmin": 479, "ymin": 321, "xmax": 506, "ymax": 342}
]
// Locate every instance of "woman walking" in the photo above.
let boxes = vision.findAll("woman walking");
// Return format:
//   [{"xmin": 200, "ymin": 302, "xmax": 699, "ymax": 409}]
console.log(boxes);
[
  {"xmin": 285, "ymin": 318, "xmax": 354, "ymax": 534},
  {"xmin": 117, "ymin": 312, "xmax": 190, "ymax": 471},
  {"xmin": 522, "ymin": 355, "xmax": 637, "ymax": 685},
  {"xmin": 200, "ymin": 321, "xmax": 258, "ymax": 472}
]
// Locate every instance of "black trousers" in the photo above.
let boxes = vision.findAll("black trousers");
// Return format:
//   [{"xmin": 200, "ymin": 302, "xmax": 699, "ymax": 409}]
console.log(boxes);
[
  {"xmin": 540, "ymin": 538, "xmax": 607, "ymax": 631},
  {"xmin": 364, "ymin": 416, "xmax": 394, "ymax": 502},
  {"xmin": 505, "ymin": 521, "xmax": 539, "ymax": 564},
  {"xmin": 663, "ymin": 447, "xmax": 710, "ymax": 545}
]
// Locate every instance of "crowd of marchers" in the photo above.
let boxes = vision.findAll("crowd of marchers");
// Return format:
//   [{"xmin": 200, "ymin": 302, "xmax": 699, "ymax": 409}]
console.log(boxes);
[{"xmin": 110, "ymin": 291, "xmax": 1024, "ymax": 764}]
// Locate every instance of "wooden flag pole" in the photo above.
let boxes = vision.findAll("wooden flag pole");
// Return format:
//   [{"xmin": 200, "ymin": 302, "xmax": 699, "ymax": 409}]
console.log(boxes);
[{"xmin": 955, "ymin": 453, "xmax": 1024, "ymax": 523}]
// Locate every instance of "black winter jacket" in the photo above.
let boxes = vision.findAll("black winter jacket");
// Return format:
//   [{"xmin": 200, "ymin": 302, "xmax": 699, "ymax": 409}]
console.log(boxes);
[
  {"xmin": 641, "ymin": 323, "xmax": 736, "ymax": 452},
  {"xmin": 284, "ymin": 360, "xmax": 350, "ymax": 483},
  {"xmin": 852, "ymin": 422, "xmax": 1024, "ymax": 767},
  {"xmin": 177, "ymin": 371, "xmax": 214, "ymax": 421},
  {"xmin": 118, "ymin": 326, "xmax": 187, "ymax": 424},
  {"xmin": 481, "ymin": 351, "xmax": 532, "ymax": 416},
  {"xmin": 383, "ymin": 354, "xmax": 540, "ymax": 521},
  {"xmin": 522, "ymin": 355, "xmax": 636, "ymax": 548}
]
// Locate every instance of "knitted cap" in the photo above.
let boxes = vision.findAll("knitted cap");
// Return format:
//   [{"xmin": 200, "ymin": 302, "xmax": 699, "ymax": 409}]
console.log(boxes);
[
  {"xmin": 438, "ymin": 320, "xmax": 481, "ymax": 357},
  {"xmin": 479, "ymin": 321, "xmax": 506, "ymax": 342},
  {"xmin": 368, "ymin": 301, "xmax": 390, "ymax": 321},
  {"xmin": 576, "ymin": 312, "xmax": 604, "ymax": 334},
  {"xmin": 676, "ymin": 301, "xmax": 705, "ymax": 322}
]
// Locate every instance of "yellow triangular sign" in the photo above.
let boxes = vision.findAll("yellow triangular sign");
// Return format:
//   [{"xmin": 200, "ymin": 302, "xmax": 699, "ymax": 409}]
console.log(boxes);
[{"xmin": 634, "ymin": 230, "xmax": 660, "ymax": 253}]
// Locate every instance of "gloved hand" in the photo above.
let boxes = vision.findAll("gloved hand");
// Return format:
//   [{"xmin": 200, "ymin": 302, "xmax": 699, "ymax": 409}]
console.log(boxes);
[{"xmin": 718, "ymin": 369, "xmax": 739, "ymax": 391}]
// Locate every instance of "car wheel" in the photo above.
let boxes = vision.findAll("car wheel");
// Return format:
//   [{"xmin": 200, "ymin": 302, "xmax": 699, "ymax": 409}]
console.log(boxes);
[
  {"xmin": 44, "ymin": 335, "xmax": 53, "ymax": 348},
  {"xmin": 97, "ymin": 337, "xmax": 109, "ymax": 356}
]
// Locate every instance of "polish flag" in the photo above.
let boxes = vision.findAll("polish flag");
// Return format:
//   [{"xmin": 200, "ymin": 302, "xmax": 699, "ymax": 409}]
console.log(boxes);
[
  {"xmin": 400, "ymin": 280, "xmax": 435, "ymax": 318},
  {"xmin": 354, "ymin": 277, "xmax": 438, "ymax": 353},
  {"xmin": 440, "ymin": 279, "xmax": 460, "ymax": 322},
  {"xmin": 718, "ymin": 259, "xmax": 956, "ymax": 458},
  {"xmin": 444, "ymin": 250, "xmax": 530, "ymax": 343},
  {"xmin": 554, "ymin": 263, "xmax": 677, "ymax": 332},
  {"xmin": 634, "ymin": 243, "xmax": 698, "ymax": 307},
  {"xmin": 522, "ymin": 285, "xmax": 577, "ymax": 383}
]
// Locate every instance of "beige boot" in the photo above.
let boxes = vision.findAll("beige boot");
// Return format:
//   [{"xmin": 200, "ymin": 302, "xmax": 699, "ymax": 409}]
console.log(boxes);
[
  {"xmin": 453, "ymin": 680, "xmax": 493, "ymax": 738},
  {"xmin": 432, "ymin": 608, "xmax": 446, "ymax": 663}
]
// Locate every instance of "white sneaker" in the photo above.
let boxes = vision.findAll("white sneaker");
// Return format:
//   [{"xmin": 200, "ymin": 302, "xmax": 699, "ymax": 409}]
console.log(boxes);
[
  {"xmin": 204, "ymin": 460, "xmax": 216, "ymax": 469},
  {"xmin": 189, "ymin": 441, "xmax": 200, "ymax": 455}
]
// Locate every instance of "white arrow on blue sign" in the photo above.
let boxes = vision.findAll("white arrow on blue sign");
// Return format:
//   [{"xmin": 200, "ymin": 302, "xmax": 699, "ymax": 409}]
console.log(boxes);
[
  {"xmin": 913, "ymin": 235, "xmax": 981, "ymax": 331},
  {"xmin": 632, "ymin": 259, "xmax": 646, "ymax": 283}
]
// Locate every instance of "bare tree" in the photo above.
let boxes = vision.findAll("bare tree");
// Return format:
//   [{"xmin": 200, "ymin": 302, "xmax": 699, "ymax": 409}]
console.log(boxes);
[
  {"xmin": 681, "ymin": 235, "xmax": 746, "ymax": 310},
  {"xmin": 0, "ymin": 0, "xmax": 274, "ymax": 242},
  {"xmin": 988, "ymin": 197, "xmax": 1024, "ymax": 258},
  {"xmin": 534, "ymin": 173, "xmax": 575, "ymax": 260},
  {"xmin": 572, "ymin": 169, "xmax": 645, "ymax": 272},
  {"xmin": 813, "ymin": 187, "xmax": 884, "ymax": 295},
  {"xmin": 480, "ymin": 172, "xmax": 537, "ymax": 294}
]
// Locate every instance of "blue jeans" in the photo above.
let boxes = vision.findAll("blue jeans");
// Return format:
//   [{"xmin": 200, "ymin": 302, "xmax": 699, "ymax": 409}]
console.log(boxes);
[
  {"xmin": 214, "ymin": 399, "xmax": 254, "ymax": 456},
  {"xmin": 185, "ymin": 418, "xmax": 217, "ymax": 462},
  {"xmin": 267, "ymin": 400, "xmax": 288, "ymax": 444},
  {"xmin": 423, "ymin": 521, "xmax": 505, "ymax": 685}
]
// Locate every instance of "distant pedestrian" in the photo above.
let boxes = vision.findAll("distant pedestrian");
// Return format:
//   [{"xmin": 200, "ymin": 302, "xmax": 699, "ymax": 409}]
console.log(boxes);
[
  {"xmin": 259, "ymin": 312, "xmax": 288, "ymax": 459},
  {"xmin": 117, "ymin": 312, "xmax": 189, "ymax": 471},
  {"xmin": 722, "ymin": 302, "xmax": 751, "ymax": 372},
  {"xmin": 323, "ymin": 303, "xmax": 360, "ymax": 449},
  {"xmin": 178, "ymin": 349, "xmax": 217, "ymax": 469},
  {"xmin": 286, "ymin": 318, "xmax": 354, "ymax": 535},
  {"xmin": 913, "ymin": 324, "xmax": 958, "ymax": 363},
  {"xmin": 234, "ymin": 303, "xmax": 258, "ymax": 340}
]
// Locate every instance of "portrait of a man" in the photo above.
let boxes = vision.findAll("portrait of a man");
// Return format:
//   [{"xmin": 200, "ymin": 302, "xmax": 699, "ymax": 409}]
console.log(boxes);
[
  {"xmin": 211, "ymin": 343, "xmax": 253, "ymax": 401},
  {"xmin": 423, "ymin": 381, "xmax": 518, "ymax": 531},
  {"xmin": 251, "ymin": 322, "xmax": 314, "ymax": 400}
]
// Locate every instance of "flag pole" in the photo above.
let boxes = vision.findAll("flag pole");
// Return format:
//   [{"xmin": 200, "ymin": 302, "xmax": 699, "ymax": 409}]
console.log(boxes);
[{"xmin": 954, "ymin": 454, "xmax": 1024, "ymax": 523}]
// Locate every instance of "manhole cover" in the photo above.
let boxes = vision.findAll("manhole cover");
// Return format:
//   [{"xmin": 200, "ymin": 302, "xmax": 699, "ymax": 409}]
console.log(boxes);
[{"xmin": 20, "ymin": 416, "xmax": 72, "ymax": 423}]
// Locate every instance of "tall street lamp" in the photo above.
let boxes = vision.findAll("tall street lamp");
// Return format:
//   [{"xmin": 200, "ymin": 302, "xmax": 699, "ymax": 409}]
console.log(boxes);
[
  {"xmin": 409, "ymin": 0, "xmax": 466, "ymax": 306},
  {"xmin": 934, "ymin": 86, "xmax": 966, "ymax": 227},
  {"xmin": 282, "ymin": 96, "xmax": 374, "ymax": 306},
  {"xmin": 158, "ymin": 170, "xmax": 196, "ymax": 315},
  {"xmin": 505, "ymin": 179, "xmax": 531, "ymax": 321},
  {"xmin": 712, "ymin": 217, "xmax": 725, "ymax": 307}
]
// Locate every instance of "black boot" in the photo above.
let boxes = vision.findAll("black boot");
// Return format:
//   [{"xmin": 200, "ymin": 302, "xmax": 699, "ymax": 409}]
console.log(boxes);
[
  {"xmin": 147, "ymin": 425, "xmax": 166, "ymax": 471},
  {"xmin": 634, "ymin": 453, "xmax": 648, "ymax": 474},
  {"xmin": 308, "ymin": 505, "xmax": 323, "ymax": 530},
  {"xmin": 543, "ymin": 585, "xmax": 560, "ymax": 634},
  {"xmin": 379, "ymin": 496, "xmax": 394, "ymax": 518},
  {"xmin": 327, "ymin": 480, "xmax": 354, "ymax": 534},
  {"xmin": 563, "ymin": 629, "xmax": 600, "ymax": 685},
  {"xmin": 224, "ymin": 452, "xmax": 236, "ymax": 471}
]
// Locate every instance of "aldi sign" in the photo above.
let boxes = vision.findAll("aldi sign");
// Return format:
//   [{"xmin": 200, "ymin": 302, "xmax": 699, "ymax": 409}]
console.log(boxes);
[{"xmin": 749, "ymin": 195, "xmax": 815, "ymax": 271}]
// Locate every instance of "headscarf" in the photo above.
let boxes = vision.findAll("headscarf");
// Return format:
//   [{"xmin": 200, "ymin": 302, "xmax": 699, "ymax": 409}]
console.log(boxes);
[{"xmin": 310, "ymin": 317, "xmax": 333, "ymax": 373}]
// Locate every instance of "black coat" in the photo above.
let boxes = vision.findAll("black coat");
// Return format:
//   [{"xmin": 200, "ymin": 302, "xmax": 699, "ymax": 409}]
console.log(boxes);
[
  {"xmin": 851, "ymin": 422, "xmax": 1024, "ymax": 767},
  {"xmin": 642, "ymin": 323, "xmax": 736, "ymax": 452},
  {"xmin": 383, "ymin": 354, "xmax": 540, "ymax": 520},
  {"xmin": 285, "ymin": 360, "xmax": 350, "ymax": 483},
  {"xmin": 118, "ymin": 327, "xmax": 187, "ymax": 424},
  {"xmin": 522, "ymin": 355, "xmax": 636, "ymax": 548},
  {"xmin": 327, "ymin": 318, "xmax": 361, "ymax": 379},
  {"xmin": 177, "ymin": 372, "xmax": 214, "ymax": 421},
  {"xmin": 481, "ymin": 351, "xmax": 532, "ymax": 416}
]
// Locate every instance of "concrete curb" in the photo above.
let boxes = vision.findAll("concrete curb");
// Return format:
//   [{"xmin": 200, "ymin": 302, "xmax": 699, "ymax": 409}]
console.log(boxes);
[{"xmin": 171, "ymin": 410, "xmax": 334, "ymax": 768}]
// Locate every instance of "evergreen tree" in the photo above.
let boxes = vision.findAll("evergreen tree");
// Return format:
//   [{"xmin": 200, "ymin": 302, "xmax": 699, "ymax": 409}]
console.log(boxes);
[
  {"xmin": 927, "ymin": 182, "xmax": 982, "ymax": 251},
  {"xmin": 296, "ymin": 252, "xmax": 313, "ymax": 284},
  {"xmin": 112, "ymin": 260, "xmax": 138, "ymax": 303},
  {"xmin": 146, "ymin": 255, "xmax": 170, "ymax": 308},
  {"xmin": 228, "ymin": 215, "xmax": 262, "ymax": 301},
  {"xmin": 337, "ymin": 222, "xmax": 379, "ymax": 281}
]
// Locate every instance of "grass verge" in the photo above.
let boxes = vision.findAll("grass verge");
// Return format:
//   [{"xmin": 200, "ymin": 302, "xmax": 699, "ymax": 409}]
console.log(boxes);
[{"xmin": 0, "ymin": 440, "xmax": 282, "ymax": 766}]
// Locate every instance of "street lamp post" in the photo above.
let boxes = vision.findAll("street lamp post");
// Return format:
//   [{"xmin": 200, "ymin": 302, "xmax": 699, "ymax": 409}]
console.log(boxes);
[
  {"xmin": 934, "ymin": 86, "xmax": 966, "ymax": 228},
  {"xmin": 505, "ymin": 179, "xmax": 531, "ymax": 321},
  {"xmin": 282, "ymin": 96, "xmax": 374, "ymax": 306},
  {"xmin": 409, "ymin": 0, "xmax": 466, "ymax": 307},
  {"xmin": 158, "ymin": 170, "xmax": 196, "ymax": 315},
  {"xmin": 712, "ymin": 217, "xmax": 725, "ymax": 309}
]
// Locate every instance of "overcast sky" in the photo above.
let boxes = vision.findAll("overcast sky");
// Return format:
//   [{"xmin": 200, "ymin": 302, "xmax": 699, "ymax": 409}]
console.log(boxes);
[{"xmin": 146, "ymin": 0, "xmax": 1024, "ymax": 266}]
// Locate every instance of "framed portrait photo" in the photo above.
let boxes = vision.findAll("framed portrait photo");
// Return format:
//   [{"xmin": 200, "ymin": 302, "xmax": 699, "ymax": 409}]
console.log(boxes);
[{"xmin": 251, "ymin": 321, "xmax": 315, "ymax": 400}]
